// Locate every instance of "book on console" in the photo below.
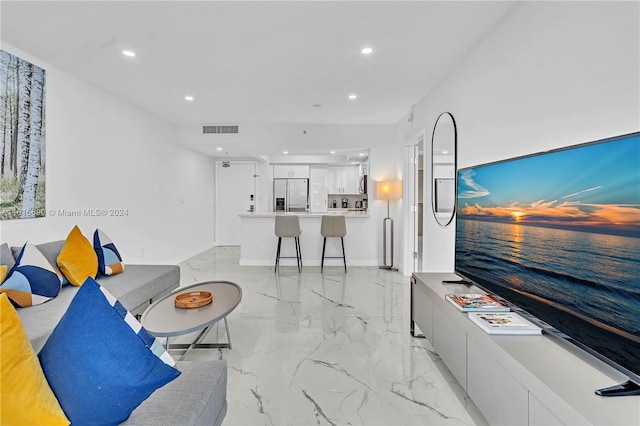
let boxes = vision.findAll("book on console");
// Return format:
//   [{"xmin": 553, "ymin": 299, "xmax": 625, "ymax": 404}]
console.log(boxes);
[
  {"xmin": 445, "ymin": 293, "xmax": 510, "ymax": 312},
  {"xmin": 468, "ymin": 312, "xmax": 542, "ymax": 335}
]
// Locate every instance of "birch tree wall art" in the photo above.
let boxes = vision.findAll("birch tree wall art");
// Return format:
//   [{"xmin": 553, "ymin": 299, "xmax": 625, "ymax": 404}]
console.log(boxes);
[{"xmin": 0, "ymin": 50, "xmax": 46, "ymax": 220}]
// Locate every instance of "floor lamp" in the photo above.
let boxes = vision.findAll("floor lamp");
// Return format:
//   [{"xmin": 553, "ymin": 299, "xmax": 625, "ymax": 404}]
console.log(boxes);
[{"xmin": 377, "ymin": 180, "xmax": 402, "ymax": 271}]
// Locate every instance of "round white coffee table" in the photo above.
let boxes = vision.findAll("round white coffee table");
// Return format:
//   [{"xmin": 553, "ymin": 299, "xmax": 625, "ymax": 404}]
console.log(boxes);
[{"xmin": 141, "ymin": 281, "xmax": 242, "ymax": 357}]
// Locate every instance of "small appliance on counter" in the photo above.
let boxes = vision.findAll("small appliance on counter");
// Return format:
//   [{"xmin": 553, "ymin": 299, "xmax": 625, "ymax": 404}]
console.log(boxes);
[
  {"xmin": 363, "ymin": 199, "xmax": 368, "ymax": 209},
  {"xmin": 355, "ymin": 201, "xmax": 362, "ymax": 209},
  {"xmin": 341, "ymin": 198, "xmax": 349, "ymax": 208}
]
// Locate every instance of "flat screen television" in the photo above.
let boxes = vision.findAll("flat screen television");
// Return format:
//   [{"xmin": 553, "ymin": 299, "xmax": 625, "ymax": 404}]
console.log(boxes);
[{"xmin": 454, "ymin": 132, "xmax": 640, "ymax": 397}]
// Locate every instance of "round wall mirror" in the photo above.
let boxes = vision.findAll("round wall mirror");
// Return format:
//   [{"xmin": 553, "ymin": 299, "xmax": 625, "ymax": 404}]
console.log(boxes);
[{"xmin": 431, "ymin": 112, "xmax": 457, "ymax": 226}]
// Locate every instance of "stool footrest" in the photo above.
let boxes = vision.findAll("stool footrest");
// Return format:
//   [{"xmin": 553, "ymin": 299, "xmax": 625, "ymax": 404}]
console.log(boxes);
[
  {"xmin": 321, "ymin": 236, "xmax": 346, "ymax": 273},
  {"xmin": 275, "ymin": 236, "xmax": 302, "ymax": 273}
]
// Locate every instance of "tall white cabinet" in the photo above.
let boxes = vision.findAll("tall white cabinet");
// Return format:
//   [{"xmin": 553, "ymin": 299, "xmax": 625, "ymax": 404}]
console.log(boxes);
[{"xmin": 309, "ymin": 166, "xmax": 328, "ymax": 212}]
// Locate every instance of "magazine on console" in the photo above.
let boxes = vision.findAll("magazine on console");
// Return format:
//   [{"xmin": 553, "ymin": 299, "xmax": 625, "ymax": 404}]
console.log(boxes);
[
  {"xmin": 445, "ymin": 293, "xmax": 510, "ymax": 312},
  {"xmin": 468, "ymin": 312, "xmax": 543, "ymax": 335}
]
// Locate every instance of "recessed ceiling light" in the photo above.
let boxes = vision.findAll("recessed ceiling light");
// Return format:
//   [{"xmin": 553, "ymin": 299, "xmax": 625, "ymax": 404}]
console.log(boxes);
[
  {"xmin": 348, "ymin": 94, "xmax": 357, "ymax": 100},
  {"xmin": 359, "ymin": 153, "xmax": 365, "ymax": 156},
  {"xmin": 217, "ymin": 147, "xmax": 223, "ymax": 151},
  {"xmin": 361, "ymin": 47, "xmax": 373, "ymax": 55},
  {"xmin": 184, "ymin": 95, "xmax": 194, "ymax": 101},
  {"xmin": 122, "ymin": 50, "xmax": 136, "ymax": 57},
  {"xmin": 442, "ymin": 150, "xmax": 449, "ymax": 154},
  {"xmin": 283, "ymin": 151, "xmax": 288, "ymax": 154},
  {"xmin": 330, "ymin": 151, "xmax": 336, "ymax": 154}
]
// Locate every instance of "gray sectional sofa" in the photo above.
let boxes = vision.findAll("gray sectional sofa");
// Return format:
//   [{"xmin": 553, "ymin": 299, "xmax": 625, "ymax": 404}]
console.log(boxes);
[{"xmin": 1, "ymin": 241, "xmax": 227, "ymax": 425}]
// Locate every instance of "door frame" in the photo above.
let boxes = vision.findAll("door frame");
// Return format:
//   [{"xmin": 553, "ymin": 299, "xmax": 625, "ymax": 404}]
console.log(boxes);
[
  {"xmin": 214, "ymin": 160, "xmax": 257, "ymax": 246},
  {"xmin": 403, "ymin": 129, "xmax": 426, "ymax": 275}
]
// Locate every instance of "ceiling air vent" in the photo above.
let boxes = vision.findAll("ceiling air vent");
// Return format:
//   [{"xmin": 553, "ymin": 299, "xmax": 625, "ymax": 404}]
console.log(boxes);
[{"xmin": 203, "ymin": 125, "xmax": 239, "ymax": 134}]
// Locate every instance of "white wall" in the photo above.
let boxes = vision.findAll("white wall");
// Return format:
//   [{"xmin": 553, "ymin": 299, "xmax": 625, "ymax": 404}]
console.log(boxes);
[
  {"xmin": 0, "ymin": 44, "xmax": 216, "ymax": 264},
  {"xmin": 398, "ymin": 1, "xmax": 640, "ymax": 272}
]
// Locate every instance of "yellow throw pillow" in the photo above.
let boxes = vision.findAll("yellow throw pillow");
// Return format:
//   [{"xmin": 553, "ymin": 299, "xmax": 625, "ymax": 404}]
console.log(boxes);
[
  {"xmin": 0, "ymin": 293, "xmax": 69, "ymax": 425},
  {"xmin": 57, "ymin": 225, "xmax": 99, "ymax": 286},
  {"xmin": 0, "ymin": 265, "xmax": 7, "ymax": 283}
]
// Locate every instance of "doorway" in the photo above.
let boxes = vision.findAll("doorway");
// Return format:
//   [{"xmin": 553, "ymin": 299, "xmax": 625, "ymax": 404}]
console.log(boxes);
[
  {"xmin": 404, "ymin": 131, "xmax": 425, "ymax": 274},
  {"xmin": 215, "ymin": 161, "xmax": 256, "ymax": 245}
]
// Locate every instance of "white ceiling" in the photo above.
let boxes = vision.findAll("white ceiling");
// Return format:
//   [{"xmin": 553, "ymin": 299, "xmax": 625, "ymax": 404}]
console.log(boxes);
[{"xmin": 1, "ymin": 1, "xmax": 517, "ymax": 157}]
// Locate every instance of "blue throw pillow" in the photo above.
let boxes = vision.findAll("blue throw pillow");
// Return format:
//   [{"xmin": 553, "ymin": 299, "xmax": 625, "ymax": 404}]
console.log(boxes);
[
  {"xmin": 39, "ymin": 278, "xmax": 180, "ymax": 425},
  {"xmin": 0, "ymin": 241, "xmax": 62, "ymax": 307}
]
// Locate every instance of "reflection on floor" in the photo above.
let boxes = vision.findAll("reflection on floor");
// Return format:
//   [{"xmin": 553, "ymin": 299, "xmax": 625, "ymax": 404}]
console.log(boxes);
[{"xmin": 175, "ymin": 246, "xmax": 486, "ymax": 425}]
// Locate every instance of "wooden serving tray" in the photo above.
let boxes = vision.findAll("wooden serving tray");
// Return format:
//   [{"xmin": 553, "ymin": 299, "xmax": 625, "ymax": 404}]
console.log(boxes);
[{"xmin": 175, "ymin": 291, "xmax": 213, "ymax": 309}]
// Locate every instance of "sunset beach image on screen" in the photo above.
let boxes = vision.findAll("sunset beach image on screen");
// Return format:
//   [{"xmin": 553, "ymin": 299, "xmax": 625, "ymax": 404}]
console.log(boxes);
[{"xmin": 454, "ymin": 133, "xmax": 640, "ymax": 382}]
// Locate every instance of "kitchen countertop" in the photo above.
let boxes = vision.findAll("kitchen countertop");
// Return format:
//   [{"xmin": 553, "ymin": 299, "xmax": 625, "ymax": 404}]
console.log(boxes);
[{"xmin": 238, "ymin": 211, "xmax": 369, "ymax": 218}]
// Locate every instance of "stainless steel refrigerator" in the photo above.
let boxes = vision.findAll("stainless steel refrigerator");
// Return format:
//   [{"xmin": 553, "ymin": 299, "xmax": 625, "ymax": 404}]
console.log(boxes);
[{"xmin": 273, "ymin": 178, "xmax": 309, "ymax": 212}]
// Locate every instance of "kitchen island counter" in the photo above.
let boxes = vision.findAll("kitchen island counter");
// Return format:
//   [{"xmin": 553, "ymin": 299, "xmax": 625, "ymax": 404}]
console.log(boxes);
[{"xmin": 238, "ymin": 211, "xmax": 376, "ymax": 267}]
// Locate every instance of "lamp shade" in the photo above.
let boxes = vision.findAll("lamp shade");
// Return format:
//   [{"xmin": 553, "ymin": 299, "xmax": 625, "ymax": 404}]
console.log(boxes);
[{"xmin": 377, "ymin": 180, "xmax": 402, "ymax": 200}]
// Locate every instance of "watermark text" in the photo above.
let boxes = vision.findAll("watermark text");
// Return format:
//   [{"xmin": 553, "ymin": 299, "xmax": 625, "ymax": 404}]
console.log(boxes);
[{"xmin": 0, "ymin": 207, "xmax": 130, "ymax": 220}]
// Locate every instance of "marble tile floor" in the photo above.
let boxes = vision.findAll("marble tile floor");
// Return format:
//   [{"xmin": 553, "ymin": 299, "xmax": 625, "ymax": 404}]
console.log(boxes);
[{"xmin": 173, "ymin": 246, "xmax": 487, "ymax": 426}]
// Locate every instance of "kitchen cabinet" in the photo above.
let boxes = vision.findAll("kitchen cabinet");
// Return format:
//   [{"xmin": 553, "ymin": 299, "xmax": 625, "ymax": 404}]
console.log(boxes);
[
  {"xmin": 328, "ymin": 165, "xmax": 358, "ymax": 194},
  {"xmin": 327, "ymin": 167, "xmax": 340, "ymax": 194},
  {"xmin": 273, "ymin": 165, "xmax": 310, "ymax": 178},
  {"xmin": 343, "ymin": 166, "xmax": 358, "ymax": 193},
  {"xmin": 328, "ymin": 167, "xmax": 342, "ymax": 193}
]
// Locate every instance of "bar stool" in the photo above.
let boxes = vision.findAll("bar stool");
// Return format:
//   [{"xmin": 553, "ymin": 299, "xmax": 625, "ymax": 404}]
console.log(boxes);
[
  {"xmin": 321, "ymin": 215, "xmax": 347, "ymax": 273},
  {"xmin": 274, "ymin": 215, "xmax": 302, "ymax": 273}
]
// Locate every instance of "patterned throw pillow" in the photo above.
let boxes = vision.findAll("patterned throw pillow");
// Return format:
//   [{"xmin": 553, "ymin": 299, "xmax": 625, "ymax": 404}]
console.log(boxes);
[
  {"xmin": 39, "ymin": 278, "xmax": 180, "ymax": 425},
  {"xmin": 0, "ymin": 293, "xmax": 69, "ymax": 425},
  {"xmin": 57, "ymin": 225, "xmax": 98, "ymax": 286},
  {"xmin": 0, "ymin": 241, "xmax": 63, "ymax": 307},
  {"xmin": 93, "ymin": 229, "xmax": 124, "ymax": 275}
]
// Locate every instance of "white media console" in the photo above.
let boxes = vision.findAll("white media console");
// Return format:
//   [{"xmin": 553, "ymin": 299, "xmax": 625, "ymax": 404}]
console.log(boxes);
[{"xmin": 411, "ymin": 273, "xmax": 640, "ymax": 425}]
